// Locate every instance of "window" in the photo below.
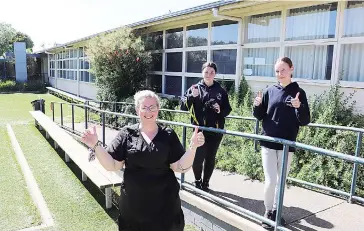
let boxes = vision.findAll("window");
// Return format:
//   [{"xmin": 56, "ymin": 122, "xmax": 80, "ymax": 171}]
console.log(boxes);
[
  {"xmin": 147, "ymin": 75, "xmax": 162, "ymax": 93},
  {"xmin": 186, "ymin": 51, "xmax": 207, "ymax": 73},
  {"xmin": 80, "ymin": 71, "xmax": 90, "ymax": 82},
  {"xmin": 151, "ymin": 53, "xmax": 162, "ymax": 71},
  {"xmin": 285, "ymin": 45, "xmax": 334, "ymax": 80},
  {"xmin": 165, "ymin": 75, "xmax": 182, "ymax": 96},
  {"xmin": 144, "ymin": 31, "xmax": 163, "ymax": 50},
  {"xmin": 185, "ymin": 77, "xmax": 201, "ymax": 91},
  {"xmin": 286, "ymin": 3, "xmax": 337, "ymax": 40},
  {"xmin": 246, "ymin": 11, "xmax": 281, "ymax": 43},
  {"xmin": 212, "ymin": 49, "xmax": 237, "ymax": 74},
  {"xmin": 211, "ymin": 20, "xmax": 238, "ymax": 45},
  {"xmin": 166, "ymin": 52, "xmax": 182, "ymax": 72},
  {"xmin": 216, "ymin": 79, "xmax": 235, "ymax": 92},
  {"xmin": 339, "ymin": 43, "xmax": 364, "ymax": 82},
  {"xmin": 243, "ymin": 47, "xmax": 280, "ymax": 77},
  {"xmin": 166, "ymin": 28, "xmax": 183, "ymax": 49},
  {"xmin": 344, "ymin": 1, "xmax": 364, "ymax": 37},
  {"xmin": 187, "ymin": 23, "xmax": 208, "ymax": 47}
]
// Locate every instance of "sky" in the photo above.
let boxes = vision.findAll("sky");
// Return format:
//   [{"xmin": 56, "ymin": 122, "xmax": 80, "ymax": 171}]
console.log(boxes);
[{"xmin": 0, "ymin": 0, "xmax": 214, "ymax": 52}]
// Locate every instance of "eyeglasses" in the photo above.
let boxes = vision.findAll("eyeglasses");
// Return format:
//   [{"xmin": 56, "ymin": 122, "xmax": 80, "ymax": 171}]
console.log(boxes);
[{"xmin": 139, "ymin": 105, "xmax": 158, "ymax": 112}]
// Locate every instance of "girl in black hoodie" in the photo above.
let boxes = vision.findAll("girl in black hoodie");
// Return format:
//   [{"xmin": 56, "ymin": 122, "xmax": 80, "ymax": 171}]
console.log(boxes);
[{"xmin": 253, "ymin": 57, "xmax": 310, "ymax": 229}]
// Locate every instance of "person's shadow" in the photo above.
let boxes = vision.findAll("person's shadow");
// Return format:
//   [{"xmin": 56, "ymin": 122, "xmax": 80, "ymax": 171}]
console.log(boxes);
[{"xmin": 189, "ymin": 188, "xmax": 335, "ymax": 231}]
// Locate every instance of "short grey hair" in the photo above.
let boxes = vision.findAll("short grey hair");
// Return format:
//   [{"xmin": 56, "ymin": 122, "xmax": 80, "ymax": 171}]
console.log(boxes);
[{"xmin": 134, "ymin": 90, "xmax": 161, "ymax": 108}]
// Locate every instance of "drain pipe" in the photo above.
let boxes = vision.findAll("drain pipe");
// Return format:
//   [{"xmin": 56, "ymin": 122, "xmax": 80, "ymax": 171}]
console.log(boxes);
[{"xmin": 212, "ymin": 7, "xmax": 243, "ymax": 92}]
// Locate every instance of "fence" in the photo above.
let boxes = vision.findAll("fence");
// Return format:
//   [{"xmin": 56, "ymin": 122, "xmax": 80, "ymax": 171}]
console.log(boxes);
[{"xmin": 50, "ymin": 101, "xmax": 364, "ymax": 231}]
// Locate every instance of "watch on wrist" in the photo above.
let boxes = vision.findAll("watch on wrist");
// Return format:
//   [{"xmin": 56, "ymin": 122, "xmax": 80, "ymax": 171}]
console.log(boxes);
[{"xmin": 88, "ymin": 141, "xmax": 102, "ymax": 162}]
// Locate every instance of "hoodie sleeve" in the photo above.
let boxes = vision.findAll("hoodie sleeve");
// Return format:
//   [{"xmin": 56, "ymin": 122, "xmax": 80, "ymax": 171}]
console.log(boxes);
[
  {"xmin": 295, "ymin": 89, "xmax": 310, "ymax": 126},
  {"xmin": 253, "ymin": 90, "xmax": 268, "ymax": 121},
  {"xmin": 180, "ymin": 85, "xmax": 202, "ymax": 111},
  {"xmin": 219, "ymin": 90, "xmax": 232, "ymax": 117}
]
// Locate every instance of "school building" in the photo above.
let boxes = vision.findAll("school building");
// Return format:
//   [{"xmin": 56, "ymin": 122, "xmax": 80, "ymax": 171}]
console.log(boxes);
[{"xmin": 36, "ymin": 0, "xmax": 364, "ymax": 111}]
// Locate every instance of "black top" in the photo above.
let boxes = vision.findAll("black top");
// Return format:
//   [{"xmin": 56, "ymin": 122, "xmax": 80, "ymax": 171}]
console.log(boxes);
[
  {"xmin": 253, "ymin": 82, "xmax": 310, "ymax": 152},
  {"xmin": 181, "ymin": 80, "xmax": 232, "ymax": 130},
  {"xmin": 106, "ymin": 124, "xmax": 185, "ymax": 227}
]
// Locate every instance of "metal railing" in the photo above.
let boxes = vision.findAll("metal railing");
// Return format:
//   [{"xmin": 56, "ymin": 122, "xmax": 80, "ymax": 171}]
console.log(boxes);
[
  {"xmin": 85, "ymin": 99, "xmax": 364, "ymax": 204},
  {"xmin": 50, "ymin": 101, "xmax": 364, "ymax": 231}
]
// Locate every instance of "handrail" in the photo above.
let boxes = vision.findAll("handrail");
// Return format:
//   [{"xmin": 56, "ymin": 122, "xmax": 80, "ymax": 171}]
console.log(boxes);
[{"xmin": 50, "ymin": 101, "xmax": 364, "ymax": 231}]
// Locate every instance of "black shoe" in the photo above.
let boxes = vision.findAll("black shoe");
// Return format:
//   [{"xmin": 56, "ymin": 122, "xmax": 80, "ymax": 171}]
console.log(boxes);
[
  {"xmin": 201, "ymin": 181, "xmax": 209, "ymax": 192},
  {"xmin": 194, "ymin": 179, "xmax": 202, "ymax": 189},
  {"xmin": 272, "ymin": 210, "xmax": 286, "ymax": 225},
  {"xmin": 262, "ymin": 211, "xmax": 273, "ymax": 229}
]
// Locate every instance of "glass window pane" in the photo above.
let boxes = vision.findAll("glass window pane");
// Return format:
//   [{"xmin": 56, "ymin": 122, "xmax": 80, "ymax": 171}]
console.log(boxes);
[
  {"xmin": 286, "ymin": 3, "xmax": 337, "ymax": 40},
  {"xmin": 79, "ymin": 60, "xmax": 84, "ymax": 69},
  {"xmin": 185, "ymin": 77, "xmax": 201, "ymax": 91},
  {"xmin": 166, "ymin": 52, "xmax": 182, "ymax": 72},
  {"xmin": 187, "ymin": 51, "xmax": 207, "ymax": 73},
  {"xmin": 243, "ymin": 47, "xmax": 280, "ymax": 77},
  {"xmin": 212, "ymin": 20, "xmax": 238, "ymax": 45},
  {"xmin": 344, "ymin": 1, "xmax": 364, "ymax": 37},
  {"xmin": 151, "ymin": 53, "xmax": 162, "ymax": 71},
  {"xmin": 147, "ymin": 75, "xmax": 162, "ymax": 93},
  {"xmin": 187, "ymin": 23, "xmax": 208, "ymax": 47},
  {"xmin": 340, "ymin": 43, "xmax": 364, "ymax": 82},
  {"xmin": 84, "ymin": 60, "xmax": 90, "ymax": 69},
  {"xmin": 212, "ymin": 49, "xmax": 237, "ymax": 74},
  {"xmin": 144, "ymin": 31, "xmax": 163, "ymax": 50},
  {"xmin": 166, "ymin": 28, "xmax": 183, "ymax": 49},
  {"xmin": 165, "ymin": 75, "xmax": 182, "ymax": 96},
  {"xmin": 285, "ymin": 45, "xmax": 333, "ymax": 80},
  {"xmin": 247, "ymin": 11, "xmax": 281, "ymax": 43},
  {"xmin": 79, "ymin": 48, "xmax": 84, "ymax": 57},
  {"xmin": 216, "ymin": 79, "xmax": 235, "ymax": 92}
]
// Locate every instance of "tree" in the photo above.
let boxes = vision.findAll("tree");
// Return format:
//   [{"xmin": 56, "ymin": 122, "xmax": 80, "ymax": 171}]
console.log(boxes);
[
  {"xmin": 0, "ymin": 22, "xmax": 16, "ymax": 56},
  {"xmin": 11, "ymin": 32, "xmax": 34, "ymax": 52},
  {"xmin": 87, "ymin": 27, "xmax": 152, "ymax": 101}
]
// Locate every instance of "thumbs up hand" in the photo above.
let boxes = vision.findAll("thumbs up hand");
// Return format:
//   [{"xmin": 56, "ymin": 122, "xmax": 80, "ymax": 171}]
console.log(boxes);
[
  {"xmin": 254, "ymin": 91, "xmax": 263, "ymax": 106},
  {"xmin": 190, "ymin": 126, "xmax": 205, "ymax": 149},
  {"xmin": 291, "ymin": 92, "xmax": 301, "ymax": 109}
]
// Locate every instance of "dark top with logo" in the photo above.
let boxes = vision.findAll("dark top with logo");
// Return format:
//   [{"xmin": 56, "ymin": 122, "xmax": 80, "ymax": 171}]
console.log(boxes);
[
  {"xmin": 253, "ymin": 82, "xmax": 310, "ymax": 152},
  {"xmin": 181, "ymin": 80, "xmax": 232, "ymax": 132},
  {"xmin": 106, "ymin": 124, "xmax": 185, "ymax": 230}
]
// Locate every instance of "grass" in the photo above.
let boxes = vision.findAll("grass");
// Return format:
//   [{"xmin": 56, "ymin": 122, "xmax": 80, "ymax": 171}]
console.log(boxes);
[
  {"xmin": 12, "ymin": 124, "xmax": 118, "ymax": 231},
  {"xmin": 0, "ymin": 93, "xmax": 84, "ymax": 126},
  {"xmin": 0, "ymin": 127, "xmax": 41, "ymax": 231}
]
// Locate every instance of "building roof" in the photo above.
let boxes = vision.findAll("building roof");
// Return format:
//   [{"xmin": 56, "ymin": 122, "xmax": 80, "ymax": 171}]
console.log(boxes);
[{"xmin": 35, "ymin": 0, "xmax": 239, "ymax": 53}]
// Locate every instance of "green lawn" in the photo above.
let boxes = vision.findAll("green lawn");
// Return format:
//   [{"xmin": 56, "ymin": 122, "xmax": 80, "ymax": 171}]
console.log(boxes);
[
  {"xmin": 0, "ymin": 128, "xmax": 41, "ymax": 231},
  {"xmin": 0, "ymin": 93, "xmax": 84, "ymax": 126}
]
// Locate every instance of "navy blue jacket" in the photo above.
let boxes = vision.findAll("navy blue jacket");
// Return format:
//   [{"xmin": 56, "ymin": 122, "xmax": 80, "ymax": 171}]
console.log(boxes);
[
  {"xmin": 253, "ymin": 82, "xmax": 310, "ymax": 152},
  {"xmin": 180, "ymin": 80, "xmax": 232, "ymax": 130}
]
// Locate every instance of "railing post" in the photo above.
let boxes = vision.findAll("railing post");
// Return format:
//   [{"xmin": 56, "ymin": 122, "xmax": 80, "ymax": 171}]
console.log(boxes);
[
  {"xmin": 60, "ymin": 104, "xmax": 63, "ymax": 126},
  {"xmin": 180, "ymin": 126, "xmax": 187, "ymax": 188},
  {"xmin": 254, "ymin": 119, "xmax": 259, "ymax": 152},
  {"xmin": 349, "ymin": 132, "xmax": 362, "ymax": 203},
  {"xmin": 71, "ymin": 104, "xmax": 75, "ymax": 131},
  {"xmin": 84, "ymin": 105, "xmax": 88, "ymax": 129},
  {"xmin": 52, "ymin": 102, "xmax": 55, "ymax": 122},
  {"xmin": 275, "ymin": 144, "xmax": 289, "ymax": 231},
  {"xmin": 102, "ymin": 112, "xmax": 106, "ymax": 146}
]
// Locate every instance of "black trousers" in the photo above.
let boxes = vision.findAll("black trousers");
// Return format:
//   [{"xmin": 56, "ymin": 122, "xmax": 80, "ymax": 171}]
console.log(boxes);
[
  {"xmin": 192, "ymin": 132, "xmax": 223, "ymax": 183},
  {"xmin": 118, "ymin": 209, "xmax": 184, "ymax": 231}
]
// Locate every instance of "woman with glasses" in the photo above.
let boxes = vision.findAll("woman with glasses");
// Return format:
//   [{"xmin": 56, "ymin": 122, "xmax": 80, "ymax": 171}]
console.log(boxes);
[
  {"xmin": 253, "ymin": 57, "xmax": 310, "ymax": 229},
  {"xmin": 81, "ymin": 90, "xmax": 205, "ymax": 231}
]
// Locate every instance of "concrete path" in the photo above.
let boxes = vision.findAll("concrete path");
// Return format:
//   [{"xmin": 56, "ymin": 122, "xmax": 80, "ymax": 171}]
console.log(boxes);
[{"xmin": 67, "ymin": 122, "xmax": 364, "ymax": 231}]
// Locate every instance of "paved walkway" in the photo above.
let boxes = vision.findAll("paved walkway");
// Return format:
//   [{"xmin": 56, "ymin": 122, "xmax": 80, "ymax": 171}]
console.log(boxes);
[{"xmin": 68, "ymin": 122, "xmax": 364, "ymax": 231}]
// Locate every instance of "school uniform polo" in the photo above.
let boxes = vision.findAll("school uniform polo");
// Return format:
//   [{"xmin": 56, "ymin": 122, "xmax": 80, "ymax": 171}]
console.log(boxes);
[{"xmin": 106, "ymin": 123, "xmax": 185, "ymax": 231}]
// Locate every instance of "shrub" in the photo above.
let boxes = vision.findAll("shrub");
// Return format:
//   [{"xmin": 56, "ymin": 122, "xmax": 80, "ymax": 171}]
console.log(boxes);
[{"xmin": 86, "ymin": 27, "xmax": 152, "ymax": 102}]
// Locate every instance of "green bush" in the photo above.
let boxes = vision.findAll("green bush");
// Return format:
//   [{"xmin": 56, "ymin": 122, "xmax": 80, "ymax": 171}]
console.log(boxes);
[
  {"xmin": 0, "ymin": 80, "xmax": 47, "ymax": 92},
  {"xmin": 86, "ymin": 27, "xmax": 152, "ymax": 102}
]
